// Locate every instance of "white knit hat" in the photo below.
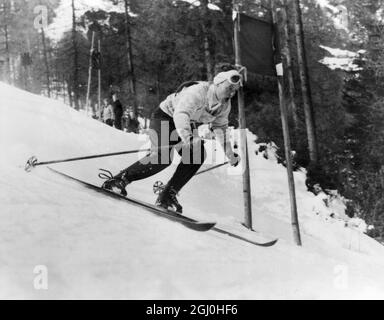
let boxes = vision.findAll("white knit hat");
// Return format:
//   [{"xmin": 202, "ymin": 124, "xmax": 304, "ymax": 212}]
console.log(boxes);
[{"xmin": 213, "ymin": 70, "xmax": 242, "ymax": 85}]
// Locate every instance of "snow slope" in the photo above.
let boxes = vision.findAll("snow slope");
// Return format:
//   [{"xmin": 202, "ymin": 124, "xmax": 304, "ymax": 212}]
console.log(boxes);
[{"xmin": 1, "ymin": 82, "xmax": 384, "ymax": 299}]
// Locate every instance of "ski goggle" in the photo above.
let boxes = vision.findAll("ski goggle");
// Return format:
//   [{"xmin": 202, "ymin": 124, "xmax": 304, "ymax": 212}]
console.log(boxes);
[
  {"xmin": 228, "ymin": 74, "xmax": 242, "ymax": 85},
  {"xmin": 213, "ymin": 70, "xmax": 243, "ymax": 86}
]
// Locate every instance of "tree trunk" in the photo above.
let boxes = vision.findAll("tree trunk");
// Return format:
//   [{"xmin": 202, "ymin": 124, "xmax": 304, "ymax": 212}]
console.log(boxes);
[
  {"xmin": 98, "ymin": 40, "xmax": 101, "ymax": 117},
  {"xmin": 62, "ymin": 76, "xmax": 67, "ymax": 104},
  {"xmin": 86, "ymin": 31, "xmax": 95, "ymax": 109},
  {"xmin": 41, "ymin": 28, "xmax": 51, "ymax": 97},
  {"xmin": 67, "ymin": 79, "xmax": 73, "ymax": 107},
  {"xmin": 201, "ymin": 0, "xmax": 214, "ymax": 81},
  {"xmin": 124, "ymin": 0, "xmax": 138, "ymax": 119},
  {"xmin": 71, "ymin": 0, "xmax": 80, "ymax": 110},
  {"xmin": 292, "ymin": 0, "xmax": 318, "ymax": 164},
  {"xmin": 156, "ymin": 70, "xmax": 161, "ymax": 105},
  {"xmin": 3, "ymin": 8, "xmax": 11, "ymax": 84},
  {"xmin": 282, "ymin": 0, "xmax": 298, "ymax": 131}
]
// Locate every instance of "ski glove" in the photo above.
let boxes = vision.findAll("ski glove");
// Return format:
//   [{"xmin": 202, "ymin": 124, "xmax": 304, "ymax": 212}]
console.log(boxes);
[
  {"xmin": 228, "ymin": 152, "xmax": 240, "ymax": 167},
  {"xmin": 183, "ymin": 136, "xmax": 204, "ymax": 149}
]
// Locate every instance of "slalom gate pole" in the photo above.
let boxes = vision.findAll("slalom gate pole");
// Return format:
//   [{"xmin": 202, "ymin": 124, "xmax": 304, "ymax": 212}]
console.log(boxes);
[
  {"xmin": 233, "ymin": 7, "xmax": 253, "ymax": 230},
  {"xmin": 85, "ymin": 31, "xmax": 95, "ymax": 111}
]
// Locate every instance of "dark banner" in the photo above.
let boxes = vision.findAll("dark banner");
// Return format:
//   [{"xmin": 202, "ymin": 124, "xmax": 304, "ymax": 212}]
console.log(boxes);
[{"xmin": 239, "ymin": 13, "xmax": 276, "ymax": 76}]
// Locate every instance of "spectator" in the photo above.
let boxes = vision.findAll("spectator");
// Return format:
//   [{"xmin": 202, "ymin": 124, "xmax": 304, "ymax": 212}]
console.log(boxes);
[
  {"xmin": 102, "ymin": 98, "xmax": 114, "ymax": 127},
  {"xmin": 123, "ymin": 108, "xmax": 140, "ymax": 133},
  {"xmin": 112, "ymin": 92, "xmax": 123, "ymax": 130}
]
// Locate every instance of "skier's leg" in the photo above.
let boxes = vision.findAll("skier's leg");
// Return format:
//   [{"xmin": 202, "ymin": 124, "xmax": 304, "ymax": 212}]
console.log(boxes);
[
  {"xmin": 155, "ymin": 140, "xmax": 206, "ymax": 213},
  {"xmin": 114, "ymin": 108, "xmax": 179, "ymax": 182},
  {"xmin": 101, "ymin": 110, "xmax": 178, "ymax": 195},
  {"xmin": 169, "ymin": 140, "xmax": 207, "ymax": 191}
]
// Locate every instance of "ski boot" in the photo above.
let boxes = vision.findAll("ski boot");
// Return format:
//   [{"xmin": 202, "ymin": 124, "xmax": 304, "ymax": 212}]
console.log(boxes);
[
  {"xmin": 155, "ymin": 184, "xmax": 183, "ymax": 213},
  {"xmin": 99, "ymin": 169, "xmax": 129, "ymax": 197}
]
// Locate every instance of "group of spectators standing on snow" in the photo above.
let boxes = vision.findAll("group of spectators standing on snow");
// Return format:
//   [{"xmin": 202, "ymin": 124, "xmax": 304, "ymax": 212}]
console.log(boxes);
[{"xmin": 98, "ymin": 91, "xmax": 140, "ymax": 133}]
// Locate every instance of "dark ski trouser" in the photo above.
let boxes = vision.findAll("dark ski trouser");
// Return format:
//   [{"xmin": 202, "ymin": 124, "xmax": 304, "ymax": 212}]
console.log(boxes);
[
  {"xmin": 114, "ymin": 114, "xmax": 122, "ymax": 130},
  {"xmin": 116, "ymin": 107, "xmax": 206, "ymax": 192}
]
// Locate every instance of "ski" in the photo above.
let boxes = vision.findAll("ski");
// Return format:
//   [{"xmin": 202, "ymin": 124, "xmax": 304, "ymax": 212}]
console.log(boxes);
[
  {"xmin": 211, "ymin": 226, "xmax": 278, "ymax": 247},
  {"xmin": 48, "ymin": 167, "xmax": 216, "ymax": 232},
  {"xmin": 48, "ymin": 168, "xmax": 278, "ymax": 247}
]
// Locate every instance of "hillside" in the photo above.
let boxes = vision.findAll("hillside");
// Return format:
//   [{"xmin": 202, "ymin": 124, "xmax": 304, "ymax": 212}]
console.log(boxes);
[{"xmin": 1, "ymin": 82, "xmax": 384, "ymax": 299}]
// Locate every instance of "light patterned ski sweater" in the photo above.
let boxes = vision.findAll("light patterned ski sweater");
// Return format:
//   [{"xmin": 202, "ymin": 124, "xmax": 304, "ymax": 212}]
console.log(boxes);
[{"xmin": 159, "ymin": 82, "xmax": 234, "ymax": 156}]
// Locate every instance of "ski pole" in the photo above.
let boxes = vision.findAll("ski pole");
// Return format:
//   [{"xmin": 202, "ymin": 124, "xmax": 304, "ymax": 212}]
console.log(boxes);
[
  {"xmin": 195, "ymin": 161, "xmax": 229, "ymax": 176},
  {"xmin": 24, "ymin": 144, "xmax": 181, "ymax": 172},
  {"xmin": 152, "ymin": 161, "xmax": 229, "ymax": 194}
]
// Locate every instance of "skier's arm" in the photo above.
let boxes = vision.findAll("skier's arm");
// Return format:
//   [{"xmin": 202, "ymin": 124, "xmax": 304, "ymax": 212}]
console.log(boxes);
[
  {"xmin": 212, "ymin": 125, "xmax": 240, "ymax": 166},
  {"xmin": 173, "ymin": 89, "xmax": 204, "ymax": 143},
  {"xmin": 211, "ymin": 105, "xmax": 239, "ymax": 166},
  {"xmin": 212, "ymin": 125, "xmax": 231, "ymax": 155},
  {"xmin": 211, "ymin": 102, "xmax": 231, "ymax": 154}
]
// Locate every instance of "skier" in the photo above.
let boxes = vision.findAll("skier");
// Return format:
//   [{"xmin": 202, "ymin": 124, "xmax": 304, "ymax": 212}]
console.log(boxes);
[{"xmin": 101, "ymin": 69, "xmax": 242, "ymax": 213}]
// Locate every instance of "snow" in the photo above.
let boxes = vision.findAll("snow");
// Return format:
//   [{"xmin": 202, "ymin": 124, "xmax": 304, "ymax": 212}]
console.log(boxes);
[
  {"xmin": 320, "ymin": 45, "xmax": 358, "ymax": 58},
  {"xmin": 46, "ymin": 0, "xmax": 220, "ymax": 42},
  {"xmin": 320, "ymin": 57, "xmax": 362, "ymax": 71},
  {"xmin": 1, "ymin": 82, "xmax": 384, "ymax": 299},
  {"xmin": 47, "ymin": 0, "xmax": 128, "ymax": 41},
  {"xmin": 316, "ymin": 0, "xmax": 348, "ymax": 31},
  {"xmin": 319, "ymin": 45, "xmax": 363, "ymax": 72},
  {"xmin": 179, "ymin": 0, "xmax": 221, "ymax": 11}
]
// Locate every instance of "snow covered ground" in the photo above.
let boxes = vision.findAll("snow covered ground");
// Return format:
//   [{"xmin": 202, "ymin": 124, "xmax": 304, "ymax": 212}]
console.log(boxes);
[
  {"xmin": 1, "ymin": 82, "xmax": 384, "ymax": 300},
  {"xmin": 319, "ymin": 45, "xmax": 364, "ymax": 72}
]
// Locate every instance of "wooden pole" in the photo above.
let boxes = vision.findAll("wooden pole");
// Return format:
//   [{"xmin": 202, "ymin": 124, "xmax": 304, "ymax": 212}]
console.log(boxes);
[
  {"xmin": 67, "ymin": 80, "xmax": 73, "ymax": 107},
  {"xmin": 156, "ymin": 71, "xmax": 161, "ymax": 105},
  {"xmin": 201, "ymin": 0, "xmax": 214, "ymax": 81},
  {"xmin": 71, "ymin": 0, "xmax": 80, "ymax": 110},
  {"xmin": 98, "ymin": 39, "xmax": 101, "ymax": 117},
  {"xmin": 52, "ymin": 47, "xmax": 59, "ymax": 98},
  {"xmin": 271, "ymin": 1, "xmax": 302, "ymax": 246},
  {"xmin": 277, "ymin": 75, "xmax": 302, "ymax": 246},
  {"xmin": 233, "ymin": 8, "xmax": 253, "ymax": 230},
  {"xmin": 124, "ymin": 0, "xmax": 138, "ymax": 119},
  {"xmin": 63, "ymin": 75, "xmax": 67, "ymax": 104},
  {"xmin": 292, "ymin": 0, "xmax": 318, "ymax": 164},
  {"xmin": 86, "ymin": 31, "xmax": 95, "ymax": 111},
  {"xmin": 41, "ymin": 27, "xmax": 51, "ymax": 98},
  {"xmin": 4, "ymin": 22, "xmax": 11, "ymax": 83}
]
